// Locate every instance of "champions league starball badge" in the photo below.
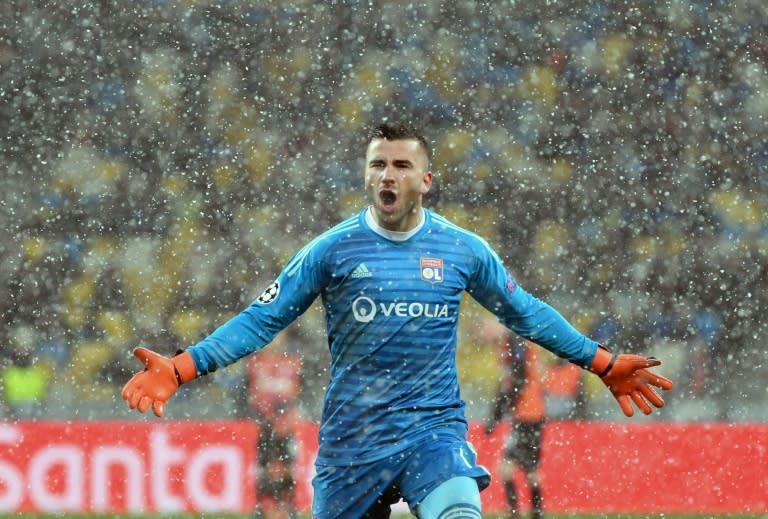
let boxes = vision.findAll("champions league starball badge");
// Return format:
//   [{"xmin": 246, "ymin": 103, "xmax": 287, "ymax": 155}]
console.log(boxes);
[{"xmin": 256, "ymin": 280, "xmax": 280, "ymax": 304}]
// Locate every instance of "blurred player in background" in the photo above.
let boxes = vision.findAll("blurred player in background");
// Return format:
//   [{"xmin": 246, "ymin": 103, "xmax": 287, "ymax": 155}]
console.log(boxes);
[
  {"xmin": 483, "ymin": 315, "xmax": 587, "ymax": 519},
  {"xmin": 121, "ymin": 121, "xmax": 673, "ymax": 519},
  {"xmin": 484, "ymin": 327, "xmax": 546, "ymax": 519},
  {"xmin": 247, "ymin": 331, "xmax": 301, "ymax": 519},
  {"xmin": 484, "ymin": 316, "xmax": 585, "ymax": 519}
]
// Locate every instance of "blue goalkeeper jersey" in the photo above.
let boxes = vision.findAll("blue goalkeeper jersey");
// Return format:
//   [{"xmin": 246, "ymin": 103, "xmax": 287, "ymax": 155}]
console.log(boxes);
[{"xmin": 186, "ymin": 208, "xmax": 599, "ymax": 464}]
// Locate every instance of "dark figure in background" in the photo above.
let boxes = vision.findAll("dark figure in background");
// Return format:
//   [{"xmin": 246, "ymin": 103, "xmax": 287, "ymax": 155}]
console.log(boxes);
[
  {"xmin": 484, "ymin": 318, "xmax": 547, "ymax": 519},
  {"xmin": 248, "ymin": 332, "xmax": 301, "ymax": 519},
  {"xmin": 252, "ymin": 403, "xmax": 298, "ymax": 519}
]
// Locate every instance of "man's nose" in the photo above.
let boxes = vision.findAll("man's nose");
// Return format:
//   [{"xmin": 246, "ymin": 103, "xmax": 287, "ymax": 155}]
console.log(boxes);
[{"xmin": 381, "ymin": 164, "xmax": 396, "ymax": 181}]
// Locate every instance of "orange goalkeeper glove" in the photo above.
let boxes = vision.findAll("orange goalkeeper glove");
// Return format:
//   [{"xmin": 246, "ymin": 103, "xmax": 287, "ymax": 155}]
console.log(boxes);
[
  {"xmin": 589, "ymin": 345, "xmax": 674, "ymax": 417},
  {"xmin": 121, "ymin": 347, "xmax": 197, "ymax": 417}
]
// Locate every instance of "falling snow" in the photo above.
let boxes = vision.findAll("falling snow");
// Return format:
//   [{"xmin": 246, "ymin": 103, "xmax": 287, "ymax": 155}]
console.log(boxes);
[{"xmin": 1, "ymin": 1, "xmax": 766, "ymax": 426}]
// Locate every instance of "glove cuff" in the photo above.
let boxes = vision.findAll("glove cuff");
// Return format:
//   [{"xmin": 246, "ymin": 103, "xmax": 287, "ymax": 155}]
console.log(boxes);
[
  {"xmin": 589, "ymin": 345, "xmax": 617, "ymax": 377},
  {"xmin": 172, "ymin": 351, "xmax": 197, "ymax": 385}
]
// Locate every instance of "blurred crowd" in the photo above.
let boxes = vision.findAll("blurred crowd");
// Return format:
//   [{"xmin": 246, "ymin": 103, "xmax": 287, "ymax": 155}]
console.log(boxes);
[{"xmin": 1, "ymin": 0, "xmax": 766, "ymax": 422}]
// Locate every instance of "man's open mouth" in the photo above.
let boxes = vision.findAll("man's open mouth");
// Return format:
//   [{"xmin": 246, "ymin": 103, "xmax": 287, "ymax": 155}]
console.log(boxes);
[{"xmin": 380, "ymin": 190, "xmax": 397, "ymax": 206}]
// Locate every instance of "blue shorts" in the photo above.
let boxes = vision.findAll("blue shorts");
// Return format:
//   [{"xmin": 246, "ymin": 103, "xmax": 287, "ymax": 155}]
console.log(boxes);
[{"xmin": 311, "ymin": 428, "xmax": 491, "ymax": 519}]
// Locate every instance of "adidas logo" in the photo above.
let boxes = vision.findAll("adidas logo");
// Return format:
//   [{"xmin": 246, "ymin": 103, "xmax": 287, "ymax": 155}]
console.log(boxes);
[{"xmin": 350, "ymin": 263, "xmax": 373, "ymax": 278}]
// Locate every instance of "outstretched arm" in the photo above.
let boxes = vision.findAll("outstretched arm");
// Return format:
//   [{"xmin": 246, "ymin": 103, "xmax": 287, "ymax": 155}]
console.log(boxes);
[{"xmin": 467, "ymin": 250, "xmax": 674, "ymax": 417}]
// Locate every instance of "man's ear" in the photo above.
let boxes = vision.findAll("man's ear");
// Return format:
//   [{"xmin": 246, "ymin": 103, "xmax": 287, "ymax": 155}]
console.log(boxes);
[{"xmin": 421, "ymin": 170, "xmax": 433, "ymax": 195}]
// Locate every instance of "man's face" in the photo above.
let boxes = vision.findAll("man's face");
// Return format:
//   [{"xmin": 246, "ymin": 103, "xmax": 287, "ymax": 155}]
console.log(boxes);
[{"xmin": 364, "ymin": 138, "xmax": 432, "ymax": 232}]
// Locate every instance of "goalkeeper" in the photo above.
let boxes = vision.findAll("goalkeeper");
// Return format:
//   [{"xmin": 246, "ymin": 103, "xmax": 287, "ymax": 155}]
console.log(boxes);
[{"xmin": 121, "ymin": 121, "xmax": 673, "ymax": 519}]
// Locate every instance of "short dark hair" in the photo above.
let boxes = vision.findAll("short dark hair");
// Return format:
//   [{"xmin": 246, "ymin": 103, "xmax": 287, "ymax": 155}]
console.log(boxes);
[{"xmin": 367, "ymin": 122, "xmax": 431, "ymax": 161}]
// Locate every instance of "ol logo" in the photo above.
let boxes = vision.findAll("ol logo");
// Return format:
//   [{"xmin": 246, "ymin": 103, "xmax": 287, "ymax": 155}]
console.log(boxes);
[{"xmin": 420, "ymin": 257, "xmax": 444, "ymax": 284}]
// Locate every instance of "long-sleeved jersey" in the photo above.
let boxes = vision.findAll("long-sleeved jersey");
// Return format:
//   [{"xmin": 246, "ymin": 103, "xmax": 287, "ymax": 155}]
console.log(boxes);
[{"xmin": 186, "ymin": 208, "xmax": 598, "ymax": 464}]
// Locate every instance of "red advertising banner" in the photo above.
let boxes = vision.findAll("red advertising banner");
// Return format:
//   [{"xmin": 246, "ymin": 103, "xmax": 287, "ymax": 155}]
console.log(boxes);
[
  {"xmin": 0, "ymin": 421, "xmax": 257, "ymax": 514},
  {"xmin": 1, "ymin": 420, "xmax": 766, "ymax": 515},
  {"xmin": 474, "ymin": 420, "xmax": 768, "ymax": 515}
]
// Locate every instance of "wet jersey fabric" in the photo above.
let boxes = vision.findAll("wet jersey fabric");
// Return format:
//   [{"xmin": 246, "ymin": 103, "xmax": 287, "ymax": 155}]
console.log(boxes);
[{"xmin": 185, "ymin": 208, "xmax": 599, "ymax": 465}]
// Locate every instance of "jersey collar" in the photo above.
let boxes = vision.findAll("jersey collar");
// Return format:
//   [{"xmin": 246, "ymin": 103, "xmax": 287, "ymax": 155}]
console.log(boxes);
[{"xmin": 364, "ymin": 206, "xmax": 426, "ymax": 242}]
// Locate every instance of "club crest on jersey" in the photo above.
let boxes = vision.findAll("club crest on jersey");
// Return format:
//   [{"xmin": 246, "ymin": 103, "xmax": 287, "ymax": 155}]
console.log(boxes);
[
  {"xmin": 420, "ymin": 257, "xmax": 444, "ymax": 284},
  {"xmin": 256, "ymin": 280, "xmax": 280, "ymax": 304}
]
